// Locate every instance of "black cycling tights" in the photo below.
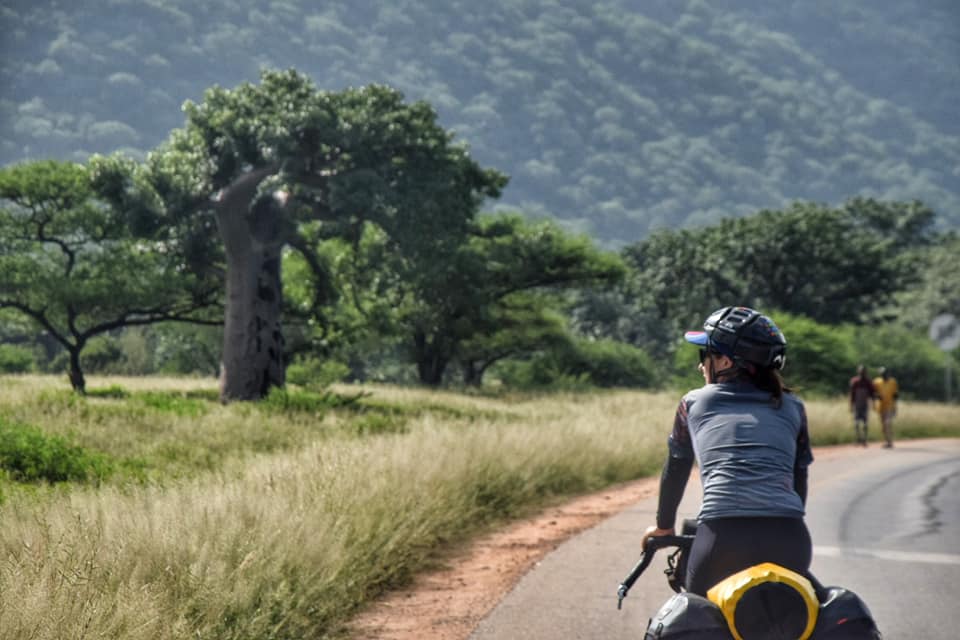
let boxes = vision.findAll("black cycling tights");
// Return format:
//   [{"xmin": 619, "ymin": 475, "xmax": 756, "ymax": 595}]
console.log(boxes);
[{"xmin": 685, "ymin": 516, "xmax": 813, "ymax": 596}]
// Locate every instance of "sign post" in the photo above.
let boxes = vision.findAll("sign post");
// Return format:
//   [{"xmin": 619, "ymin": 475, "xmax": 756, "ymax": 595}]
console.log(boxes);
[{"xmin": 929, "ymin": 313, "xmax": 960, "ymax": 403}]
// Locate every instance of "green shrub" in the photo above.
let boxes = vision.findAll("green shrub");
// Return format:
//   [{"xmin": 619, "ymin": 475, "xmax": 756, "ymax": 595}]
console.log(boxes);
[
  {"xmin": 81, "ymin": 337, "xmax": 125, "ymax": 373},
  {"xmin": 499, "ymin": 338, "xmax": 657, "ymax": 390},
  {"xmin": 495, "ymin": 358, "xmax": 592, "ymax": 391},
  {"xmin": 286, "ymin": 356, "xmax": 350, "ymax": 389},
  {"xmin": 775, "ymin": 313, "xmax": 857, "ymax": 396},
  {"xmin": 86, "ymin": 384, "xmax": 130, "ymax": 399},
  {"xmin": 259, "ymin": 387, "xmax": 350, "ymax": 414},
  {"xmin": 0, "ymin": 418, "xmax": 113, "ymax": 483},
  {"xmin": 0, "ymin": 344, "xmax": 35, "ymax": 373},
  {"xmin": 134, "ymin": 391, "xmax": 209, "ymax": 417}
]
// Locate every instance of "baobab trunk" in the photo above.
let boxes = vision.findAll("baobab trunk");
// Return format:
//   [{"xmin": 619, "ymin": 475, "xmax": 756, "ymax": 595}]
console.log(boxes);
[{"xmin": 215, "ymin": 170, "xmax": 287, "ymax": 402}]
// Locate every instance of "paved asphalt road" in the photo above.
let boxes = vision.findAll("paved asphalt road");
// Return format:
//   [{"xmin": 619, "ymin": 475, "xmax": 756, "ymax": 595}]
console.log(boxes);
[{"xmin": 469, "ymin": 438, "xmax": 960, "ymax": 640}]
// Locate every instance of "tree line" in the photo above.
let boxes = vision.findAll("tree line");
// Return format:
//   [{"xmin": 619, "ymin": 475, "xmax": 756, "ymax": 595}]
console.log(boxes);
[{"xmin": 2, "ymin": 70, "xmax": 957, "ymax": 402}]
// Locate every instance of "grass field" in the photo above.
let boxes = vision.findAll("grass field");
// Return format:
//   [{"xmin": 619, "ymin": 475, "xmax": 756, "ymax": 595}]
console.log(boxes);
[{"xmin": 0, "ymin": 374, "xmax": 957, "ymax": 639}]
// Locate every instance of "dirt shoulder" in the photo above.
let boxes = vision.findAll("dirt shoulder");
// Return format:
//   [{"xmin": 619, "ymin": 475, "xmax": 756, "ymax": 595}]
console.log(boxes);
[{"xmin": 346, "ymin": 443, "xmax": 864, "ymax": 640}]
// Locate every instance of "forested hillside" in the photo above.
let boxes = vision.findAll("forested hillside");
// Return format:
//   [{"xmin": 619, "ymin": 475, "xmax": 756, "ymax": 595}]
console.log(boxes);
[{"xmin": 1, "ymin": 0, "xmax": 958, "ymax": 244}]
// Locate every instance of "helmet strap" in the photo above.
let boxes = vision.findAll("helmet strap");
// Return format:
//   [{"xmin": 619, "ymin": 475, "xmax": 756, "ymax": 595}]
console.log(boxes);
[{"xmin": 708, "ymin": 354, "xmax": 740, "ymax": 382}]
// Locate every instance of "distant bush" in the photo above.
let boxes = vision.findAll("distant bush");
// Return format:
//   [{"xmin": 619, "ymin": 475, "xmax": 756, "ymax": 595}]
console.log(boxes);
[
  {"xmin": 775, "ymin": 313, "xmax": 858, "ymax": 396},
  {"xmin": 259, "ymin": 387, "xmax": 351, "ymax": 415},
  {"xmin": 497, "ymin": 338, "xmax": 657, "ymax": 390},
  {"xmin": 81, "ymin": 337, "xmax": 125, "ymax": 373},
  {"xmin": 86, "ymin": 384, "xmax": 129, "ymax": 399},
  {"xmin": 0, "ymin": 418, "xmax": 113, "ymax": 483},
  {"xmin": 286, "ymin": 356, "xmax": 350, "ymax": 389},
  {"xmin": 134, "ymin": 391, "xmax": 210, "ymax": 417},
  {"xmin": 0, "ymin": 344, "xmax": 35, "ymax": 373}
]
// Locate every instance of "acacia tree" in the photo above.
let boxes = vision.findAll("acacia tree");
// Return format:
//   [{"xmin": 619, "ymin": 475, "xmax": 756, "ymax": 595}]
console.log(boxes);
[
  {"xmin": 456, "ymin": 292, "xmax": 570, "ymax": 386},
  {"xmin": 0, "ymin": 160, "xmax": 220, "ymax": 392},
  {"xmin": 394, "ymin": 213, "xmax": 624, "ymax": 385},
  {"xmin": 119, "ymin": 69, "xmax": 505, "ymax": 401}
]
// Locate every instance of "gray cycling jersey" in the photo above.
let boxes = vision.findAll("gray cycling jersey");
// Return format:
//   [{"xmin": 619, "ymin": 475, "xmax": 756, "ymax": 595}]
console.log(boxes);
[{"xmin": 668, "ymin": 380, "xmax": 813, "ymax": 521}]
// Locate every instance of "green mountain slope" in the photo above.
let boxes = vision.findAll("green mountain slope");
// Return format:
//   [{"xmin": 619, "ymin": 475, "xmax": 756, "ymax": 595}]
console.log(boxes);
[{"xmin": 1, "ymin": 0, "xmax": 958, "ymax": 245}]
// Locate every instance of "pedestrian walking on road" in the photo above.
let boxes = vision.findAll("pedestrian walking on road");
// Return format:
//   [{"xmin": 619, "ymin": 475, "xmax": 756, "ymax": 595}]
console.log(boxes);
[
  {"xmin": 849, "ymin": 365, "xmax": 876, "ymax": 446},
  {"xmin": 873, "ymin": 366, "xmax": 899, "ymax": 448},
  {"xmin": 641, "ymin": 306, "xmax": 814, "ymax": 597}
]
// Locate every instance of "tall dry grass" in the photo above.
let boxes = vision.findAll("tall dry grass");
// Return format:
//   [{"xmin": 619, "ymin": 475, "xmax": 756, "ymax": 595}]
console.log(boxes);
[{"xmin": 0, "ymin": 377, "xmax": 674, "ymax": 639}]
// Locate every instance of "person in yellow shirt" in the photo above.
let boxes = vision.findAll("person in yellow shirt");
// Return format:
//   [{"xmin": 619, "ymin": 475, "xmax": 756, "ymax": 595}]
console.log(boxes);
[{"xmin": 873, "ymin": 367, "xmax": 899, "ymax": 448}]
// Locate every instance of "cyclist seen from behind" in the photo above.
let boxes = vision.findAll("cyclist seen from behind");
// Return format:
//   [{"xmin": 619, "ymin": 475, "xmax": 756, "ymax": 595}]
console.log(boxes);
[{"xmin": 642, "ymin": 306, "xmax": 815, "ymax": 597}]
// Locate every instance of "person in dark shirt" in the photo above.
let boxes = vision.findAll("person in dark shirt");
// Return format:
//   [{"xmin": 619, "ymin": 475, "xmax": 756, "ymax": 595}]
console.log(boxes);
[
  {"xmin": 642, "ymin": 306, "xmax": 815, "ymax": 596},
  {"xmin": 849, "ymin": 365, "xmax": 876, "ymax": 446}
]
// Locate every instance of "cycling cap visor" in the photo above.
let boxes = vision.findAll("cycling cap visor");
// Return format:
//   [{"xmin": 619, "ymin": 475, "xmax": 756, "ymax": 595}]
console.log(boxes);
[{"xmin": 684, "ymin": 331, "xmax": 709, "ymax": 345}]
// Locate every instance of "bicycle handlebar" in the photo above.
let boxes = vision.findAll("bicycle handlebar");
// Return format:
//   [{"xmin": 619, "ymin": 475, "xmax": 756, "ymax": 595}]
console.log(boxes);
[{"xmin": 616, "ymin": 534, "xmax": 694, "ymax": 609}]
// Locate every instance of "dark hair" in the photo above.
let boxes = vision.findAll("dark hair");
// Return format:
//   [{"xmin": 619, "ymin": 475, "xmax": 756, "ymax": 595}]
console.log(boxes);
[
  {"xmin": 750, "ymin": 366, "xmax": 791, "ymax": 408},
  {"xmin": 719, "ymin": 364, "xmax": 791, "ymax": 407}
]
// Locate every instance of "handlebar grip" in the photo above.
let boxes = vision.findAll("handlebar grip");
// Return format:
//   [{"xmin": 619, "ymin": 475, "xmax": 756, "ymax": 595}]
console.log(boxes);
[
  {"xmin": 616, "ymin": 534, "xmax": 694, "ymax": 609},
  {"xmin": 643, "ymin": 535, "xmax": 692, "ymax": 551}
]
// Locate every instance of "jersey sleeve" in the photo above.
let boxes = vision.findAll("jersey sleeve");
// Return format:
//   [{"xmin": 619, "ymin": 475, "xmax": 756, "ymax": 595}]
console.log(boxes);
[
  {"xmin": 667, "ymin": 397, "xmax": 695, "ymax": 460},
  {"xmin": 795, "ymin": 402, "xmax": 814, "ymax": 468},
  {"xmin": 658, "ymin": 397, "xmax": 695, "ymax": 529},
  {"xmin": 793, "ymin": 402, "xmax": 813, "ymax": 505}
]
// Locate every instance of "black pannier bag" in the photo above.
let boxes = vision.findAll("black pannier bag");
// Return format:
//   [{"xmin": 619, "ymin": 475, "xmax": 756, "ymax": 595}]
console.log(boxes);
[
  {"xmin": 642, "ymin": 587, "xmax": 882, "ymax": 639},
  {"xmin": 812, "ymin": 587, "xmax": 882, "ymax": 639},
  {"xmin": 643, "ymin": 592, "xmax": 731, "ymax": 639}
]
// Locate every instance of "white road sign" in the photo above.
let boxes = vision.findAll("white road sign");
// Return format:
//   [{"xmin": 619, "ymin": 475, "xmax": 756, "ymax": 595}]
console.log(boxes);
[{"xmin": 929, "ymin": 313, "xmax": 960, "ymax": 351}]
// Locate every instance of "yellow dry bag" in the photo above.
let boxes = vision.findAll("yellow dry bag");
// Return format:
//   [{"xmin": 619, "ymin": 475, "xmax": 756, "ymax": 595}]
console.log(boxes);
[{"xmin": 707, "ymin": 562, "xmax": 818, "ymax": 640}]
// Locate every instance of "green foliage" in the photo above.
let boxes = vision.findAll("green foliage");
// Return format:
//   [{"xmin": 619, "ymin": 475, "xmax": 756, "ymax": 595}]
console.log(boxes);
[
  {"xmin": 561, "ymin": 338, "xmax": 658, "ymax": 388},
  {"xmin": 84, "ymin": 387, "xmax": 211, "ymax": 417},
  {"xmin": 0, "ymin": 417, "xmax": 113, "ymax": 483},
  {"xmin": 285, "ymin": 356, "xmax": 350, "ymax": 389},
  {"xmin": 258, "ymin": 387, "xmax": 356, "ymax": 415},
  {"xmin": 134, "ymin": 392, "xmax": 209, "ymax": 417},
  {"xmin": 86, "ymin": 384, "xmax": 130, "ymax": 399},
  {"xmin": 774, "ymin": 313, "xmax": 857, "ymax": 396},
  {"xmin": 0, "ymin": 344, "xmax": 35, "ymax": 373},
  {"xmin": 81, "ymin": 336, "xmax": 126, "ymax": 373},
  {"xmin": 894, "ymin": 233, "xmax": 960, "ymax": 331},
  {"xmin": 151, "ymin": 324, "xmax": 222, "ymax": 376},
  {"xmin": 497, "ymin": 337, "xmax": 656, "ymax": 391}
]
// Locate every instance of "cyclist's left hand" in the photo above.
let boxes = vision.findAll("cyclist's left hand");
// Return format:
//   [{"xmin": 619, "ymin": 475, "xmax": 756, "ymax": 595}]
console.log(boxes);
[{"xmin": 641, "ymin": 524, "xmax": 675, "ymax": 549}]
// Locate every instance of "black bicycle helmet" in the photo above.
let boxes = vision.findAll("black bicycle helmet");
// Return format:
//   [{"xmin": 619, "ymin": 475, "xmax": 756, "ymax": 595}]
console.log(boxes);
[{"xmin": 684, "ymin": 306, "xmax": 787, "ymax": 370}]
